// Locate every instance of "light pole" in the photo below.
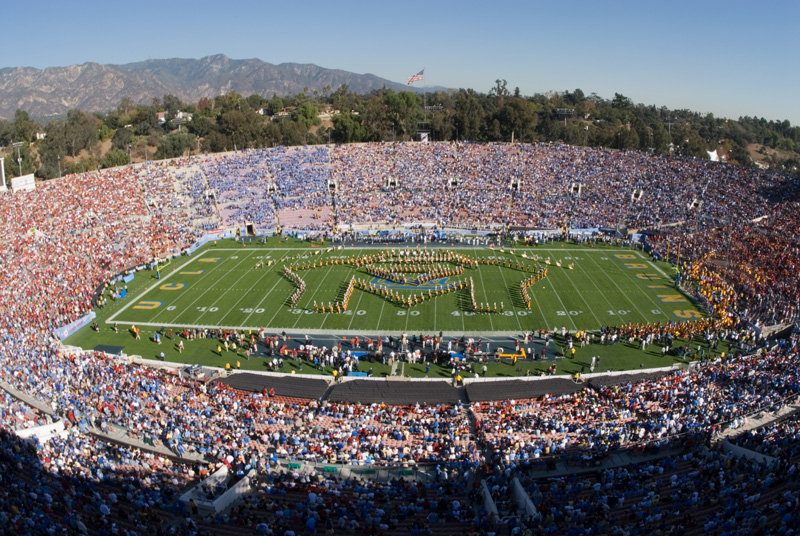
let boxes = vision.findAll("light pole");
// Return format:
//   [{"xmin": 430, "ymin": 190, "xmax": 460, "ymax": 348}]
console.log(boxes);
[
  {"xmin": 128, "ymin": 144, "xmax": 132, "ymax": 164},
  {"xmin": 12, "ymin": 142, "xmax": 23, "ymax": 176},
  {"xmin": 58, "ymin": 156, "xmax": 62, "ymax": 179}
]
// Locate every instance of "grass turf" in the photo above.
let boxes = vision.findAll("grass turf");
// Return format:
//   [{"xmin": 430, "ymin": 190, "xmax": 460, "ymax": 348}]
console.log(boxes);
[{"xmin": 66, "ymin": 237, "xmax": 721, "ymax": 377}]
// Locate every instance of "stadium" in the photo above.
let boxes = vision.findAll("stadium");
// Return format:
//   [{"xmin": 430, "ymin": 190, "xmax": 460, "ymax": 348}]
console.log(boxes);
[{"xmin": 1, "ymin": 140, "xmax": 799, "ymax": 536}]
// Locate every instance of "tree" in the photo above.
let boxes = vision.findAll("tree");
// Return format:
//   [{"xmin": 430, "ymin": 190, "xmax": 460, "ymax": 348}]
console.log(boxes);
[
  {"xmin": 163, "ymin": 94, "xmax": 183, "ymax": 121},
  {"xmin": 131, "ymin": 105, "xmax": 159, "ymax": 136},
  {"xmin": 294, "ymin": 101, "xmax": 321, "ymax": 129},
  {"xmin": 0, "ymin": 120, "xmax": 13, "ymax": 146},
  {"xmin": 246, "ymin": 94, "xmax": 268, "ymax": 111},
  {"xmin": 101, "ymin": 149, "xmax": 131, "ymax": 169},
  {"xmin": 37, "ymin": 120, "xmax": 68, "ymax": 179},
  {"xmin": 360, "ymin": 92, "xmax": 391, "ymax": 141},
  {"xmin": 384, "ymin": 91, "xmax": 420, "ymax": 139},
  {"xmin": 267, "ymin": 95, "xmax": 284, "ymax": 116},
  {"xmin": 111, "ymin": 127, "xmax": 135, "ymax": 151},
  {"xmin": 489, "ymin": 79, "xmax": 509, "ymax": 104},
  {"xmin": 13, "ymin": 109, "xmax": 36, "ymax": 143},
  {"xmin": 154, "ymin": 132, "xmax": 196, "ymax": 160},
  {"xmin": 612, "ymin": 93, "xmax": 633, "ymax": 110},
  {"xmin": 492, "ymin": 97, "xmax": 538, "ymax": 142},
  {"xmin": 331, "ymin": 113, "xmax": 364, "ymax": 144},
  {"xmin": 187, "ymin": 115, "xmax": 213, "ymax": 138},
  {"xmin": 454, "ymin": 89, "xmax": 485, "ymax": 141},
  {"xmin": 65, "ymin": 110, "xmax": 99, "ymax": 157},
  {"xmin": 215, "ymin": 91, "xmax": 243, "ymax": 113},
  {"xmin": 280, "ymin": 120, "xmax": 307, "ymax": 146},
  {"xmin": 3, "ymin": 143, "xmax": 36, "ymax": 179},
  {"xmin": 612, "ymin": 125, "xmax": 640, "ymax": 150},
  {"xmin": 728, "ymin": 144, "xmax": 754, "ymax": 167}
]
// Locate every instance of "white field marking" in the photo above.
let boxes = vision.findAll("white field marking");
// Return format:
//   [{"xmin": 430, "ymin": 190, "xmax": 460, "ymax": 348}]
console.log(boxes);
[
  {"xmin": 186, "ymin": 251, "xmax": 262, "ymax": 325},
  {"xmin": 584, "ymin": 250, "xmax": 651, "ymax": 320},
  {"xmin": 493, "ymin": 261, "xmax": 524, "ymax": 333},
  {"xmin": 472, "ymin": 249, "xmax": 495, "ymax": 331},
  {"xmin": 108, "ymin": 251, "xmax": 231, "ymax": 323}
]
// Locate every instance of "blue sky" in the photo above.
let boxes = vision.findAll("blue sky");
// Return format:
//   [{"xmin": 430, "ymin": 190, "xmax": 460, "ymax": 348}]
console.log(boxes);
[{"xmin": 4, "ymin": 0, "xmax": 798, "ymax": 124}]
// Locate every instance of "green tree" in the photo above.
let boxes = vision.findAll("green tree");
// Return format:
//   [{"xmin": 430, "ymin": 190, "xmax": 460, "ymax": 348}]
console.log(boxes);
[
  {"xmin": 111, "ymin": 127, "xmax": 135, "ymax": 151},
  {"xmin": 37, "ymin": 120, "xmax": 68, "ymax": 179},
  {"xmin": 246, "ymin": 94, "xmax": 268, "ymax": 111},
  {"xmin": 101, "ymin": 149, "xmax": 131, "ymax": 169},
  {"xmin": 728, "ymin": 144, "xmax": 754, "ymax": 167},
  {"xmin": 4, "ymin": 143, "xmax": 37, "ymax": 179},
  {"xmin": 215, "ymin": 91, "xmax": 243, "ymax": 113},
  {"xmin": 131, "ymin": 105, "xmax": 159, "ymax": 136},
  {"xmin": 267, "ymin": 95, "xmax": 284, "ymax": 116},
  {"xmin": 154, "ymin": 132, "xmax": 196, "ymax": 160},
  {"xmin": 294, "ymin": 101, "xmax": 321, "ymax": 129},
  {"xmin": 331, "ymin": 113, "xmax": 364, "ymax": 143},
  {"xmin": 454, "ymin": 89, "xmax": 485, "ymax": 140},
  {"xmin": 13, "ymin": 109, "xmax": 36, "ymax": 143},
  {"xmin": 490, "ymin": 79, "xmax": 509, "ymax": 104},
  {"xmin": 492, "ymin": 97, "xmax": 538, "ymax": 142},
  {"xmin": 187, "ymin": 115, "xmax": 214, "ymax": 138},
  {"xmin": 65, "ymin": 110, "xmax": 99, "ymax": 157},
  {"xmin": 280, "ymin": 120, "xmax": 307, "ymax": 146},
  {"xmin": 612, "ymin": 93, "xmax": 633, "ymax": 110},
  {"xmin": 163, "ymin": 94, "xmax": 183, "ymax": 119}
]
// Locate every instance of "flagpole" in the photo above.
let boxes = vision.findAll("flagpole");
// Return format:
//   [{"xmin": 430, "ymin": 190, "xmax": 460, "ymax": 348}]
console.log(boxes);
[{"xmin": 423, "ymin": 67, "xmax": 427, "ymax": 132}]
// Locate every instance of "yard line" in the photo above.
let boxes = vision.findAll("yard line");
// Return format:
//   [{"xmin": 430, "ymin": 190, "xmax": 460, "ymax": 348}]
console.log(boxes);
[
  {"xmin": 108, "ymin": 250, "xmax": 233, "ymax": 324},
  {"xmin": 375, "ymin": 295, "xmax": 388, "ymax": 334},
  {"xmin": 237, "ymin": 250, "xmax": 295, "ymax": 326},
  {"xmin": 289, "ymin": 260, "xmax": 341, "ymax": 330},
  {"xmin": 216, "ymin": 265, "xmax": 283, "ymax": 326},
  {"xmin": 187, "ymin": 251, "xmax": 260, "ymax": 325},
  {"xmin": 528, "ymin": 277, "xmax": 549, "ymax": 331},
  {"xmin": 542, "ymin": 268, "xmax": 577, "ymax": 331},
  {"xmin": 638, "ymin": 253, "xmax": 692, "ymax": 318},
  {"xmin": 116, "ymin": 321, "xmax": 524, "ymax": 338},
  {"xmin": 433, "ymin": 285, "xmax": 438, "ymax": 333},
  {"xmin": 460, "ymin": 286, "xmax": 466, "ymax": 331},
  {"xmin": 562, "ymin": 262, "xmax": 605, "ymax": 328},
  {"xmin": 644, "ymin": 255, "xmax": 673, "ymax": 279},
  {"xmin": 584, "ymin": 252, "xmax": 651, "ymax": 321},
  {"xmin": 345, "ymin": 282, "xmax": 367, "ymax": 331},
  {"xmin": 472, "ymin": 249, "xmax": 494, "ymax": 330},
  {"xmin": 106, "ymin": 253, "xmax": 201, "ymax": 322},
  {"xmin": 494, "ymin": 264, "xmax": 523, "ymax": 333}
]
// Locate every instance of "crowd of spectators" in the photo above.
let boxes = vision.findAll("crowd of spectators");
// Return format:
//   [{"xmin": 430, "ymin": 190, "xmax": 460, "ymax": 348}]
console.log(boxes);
[
  {"xmin": 188, "ymin": 141, "xmax": 799, "ymax": 324},
  {"xmin": 0, "ymin": 142, "xmax": 796, "ymax": 533},
  {"xmin": 191, "ymin": 142, "xmax": 795, "ymax": 233},
  {"xmin": 474, "ymin": 334, "xmax": 800, "ymax": 467}
]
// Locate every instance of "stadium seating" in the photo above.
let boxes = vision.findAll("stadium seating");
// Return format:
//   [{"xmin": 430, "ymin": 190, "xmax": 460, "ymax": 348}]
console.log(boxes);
[{"xmin": 0, "ymin": 143, "xmax": 797, "ymax": 534}]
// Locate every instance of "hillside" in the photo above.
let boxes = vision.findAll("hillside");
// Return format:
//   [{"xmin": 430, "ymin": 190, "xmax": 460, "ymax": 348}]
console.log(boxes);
[{"xmin": 0, "ymin": 55, "xmax": 430, "ymax": 120}]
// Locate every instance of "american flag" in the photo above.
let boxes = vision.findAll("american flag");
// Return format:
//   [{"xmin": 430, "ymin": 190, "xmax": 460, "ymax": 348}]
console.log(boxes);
[{"xmin": 407, "ymin": 69, "xmax": 424, "ymax": 85}]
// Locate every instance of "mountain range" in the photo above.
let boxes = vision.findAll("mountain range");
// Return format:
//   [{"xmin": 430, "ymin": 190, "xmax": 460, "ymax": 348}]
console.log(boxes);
[{"xmin": 0, "ymin": 55, "xmax": 435, "ymax": 120}]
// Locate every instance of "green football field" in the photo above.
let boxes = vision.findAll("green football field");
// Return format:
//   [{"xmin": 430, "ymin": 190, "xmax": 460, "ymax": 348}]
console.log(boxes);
[{"xmin": 99, "ymin": 239, "xmax": 702, "ymax": 335}]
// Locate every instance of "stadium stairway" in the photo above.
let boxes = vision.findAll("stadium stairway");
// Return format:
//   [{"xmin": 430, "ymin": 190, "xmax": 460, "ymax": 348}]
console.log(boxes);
[
  {"xmin": 0, "ymin": 378, "xmax": 56, "ymax": 416},
  {"xmin": 88, "ymin": 423, "xmax": 210, "ymax": 465}
]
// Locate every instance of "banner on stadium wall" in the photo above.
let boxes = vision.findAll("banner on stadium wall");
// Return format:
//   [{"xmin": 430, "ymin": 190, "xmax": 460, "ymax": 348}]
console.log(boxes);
[
  {"xmin": 568, "ymin": 228, "xmax": 600, "ymax": 236},
  {"xmin": 11, "ymin": 173, "xmax": 35, "ymax": 193},
  {"xmin": 56, "ymin": 311, "xmax": 96, "ymax": 341},
  {"xmin": 184, "ymin": 230, "xmax": 236, "ymax": 255}
]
